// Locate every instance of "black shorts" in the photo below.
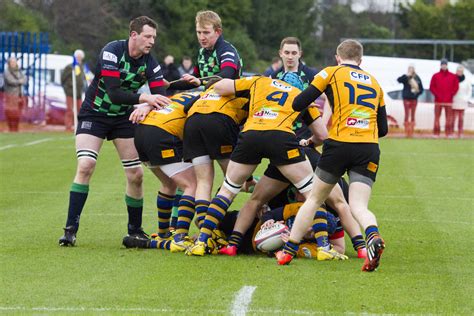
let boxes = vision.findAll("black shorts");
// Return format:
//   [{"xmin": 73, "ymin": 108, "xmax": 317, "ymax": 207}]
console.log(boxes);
[
  {"xmin": 134, "ymin": 125, "xmax": 183, "ymax": 165},
  {"xmin": 264, "ymin": 146, "xmax": 321, "ymax": 183},
  {"xmin": 76, "ymin": 108, "xmax": 135, "ymax": 140},
  {"xmin": 231, "ymin": 130, "xmax": 306, "ymax": 166},
  {"xmin": 183, "ymin": 113, "xmax": 239, "ymax": 161},
  {"xmin": 318, "ymin": 139, "xmax": 380, "ymax": 182}
]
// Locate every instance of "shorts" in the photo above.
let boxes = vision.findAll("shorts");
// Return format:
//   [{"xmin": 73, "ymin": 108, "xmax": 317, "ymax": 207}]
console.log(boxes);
[
  {"xmin": 231, "ymin": 130, "xmax": 306, "ymax": 166},
  {"xmin": 183, "ymin": 113, "xmax": 239, "ymax": 161},
  {"xmin": 317, "ymin": 139, "xmax": 380, "ymax": 183},
  {"xmin": 264, "ymin": 146, "xmax": 321, "ymax": 183},
  {"xmin": 76, "ymin": 108, "xmax": 135, "ymax": 140},
  {"xmin": 134, "ymin": 124, "xmax": 183, "ymax": 165}
]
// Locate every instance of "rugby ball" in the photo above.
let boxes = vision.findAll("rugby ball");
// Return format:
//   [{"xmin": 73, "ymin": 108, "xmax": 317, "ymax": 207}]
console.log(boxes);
[{"xmin": 254, "ymin": 223, "xmax": 289, "ymax": 252}]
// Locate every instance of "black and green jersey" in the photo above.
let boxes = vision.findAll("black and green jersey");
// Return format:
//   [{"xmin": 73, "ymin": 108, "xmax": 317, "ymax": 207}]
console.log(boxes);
[
  {"xmin": 195, "ymin": 36, "xmax": 242, "ymax": 79},
  {"xmin": 83, "ymin": 40, "xmax": 165, "ymax": 116}
]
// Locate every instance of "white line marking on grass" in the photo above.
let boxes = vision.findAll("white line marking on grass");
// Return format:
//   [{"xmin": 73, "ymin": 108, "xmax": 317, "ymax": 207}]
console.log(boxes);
[
  {"xmin": 24, "ymin": 138, "xmax": 53, "ymax": 146},
  {"xmin": 0, "ymin": 144, "xmax": 18, "ymax": 151},
  {"xmin": 372, "ymin": 194, "xmax": 474, "ymax": 201},
  {"xmin": 231, "ymin": 285, "xmax": 257, "ymax": 316}
]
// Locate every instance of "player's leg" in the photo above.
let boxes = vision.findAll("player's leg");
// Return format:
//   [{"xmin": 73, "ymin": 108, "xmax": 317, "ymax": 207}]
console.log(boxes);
[
  {"xmin": 192, "ymin": 158, "xmax": 214, "ymax": 228},
  {"xmin": 189, "ymin": 161, "xmax": 258, "ymax": 256},
  {"xmin": 445, "ymin": 105, "xmax": 454, "ymax": 137},
  {"xmin": 113, "ymin": 137, "xmax": 145, "ymax": 237},
  {"xmin": 59, "ymin": 133, "xmax": 104, "ymax": 246},
  {"xmin": 325, "ymin": 183, "xmax": 367, "ymax": 257},
  {"xmin": 221, "ymin": 175, "xmax": 289, "ymax": 256}
]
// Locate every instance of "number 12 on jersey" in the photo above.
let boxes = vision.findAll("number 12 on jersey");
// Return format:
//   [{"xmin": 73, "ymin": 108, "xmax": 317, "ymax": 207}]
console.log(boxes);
[{"xmin": 343, "ymin": 82, "xmax": 377, "ymax": 110}]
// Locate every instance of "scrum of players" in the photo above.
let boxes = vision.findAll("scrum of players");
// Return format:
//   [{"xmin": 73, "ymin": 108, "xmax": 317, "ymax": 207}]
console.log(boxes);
[{"xmin": 60, "ymin": 12, "xmax": 388, "ymax": 272}]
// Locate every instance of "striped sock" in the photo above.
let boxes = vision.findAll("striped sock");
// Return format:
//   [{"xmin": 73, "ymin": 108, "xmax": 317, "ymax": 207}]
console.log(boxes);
[
  {"xmin": 150, "ymin": 239, "xmax": 171, "ymax": 250},
  {"xmin": 283, "ymin": 239, "xmax": 299, "ymax": 257},
  {"xmin": 175, "ymin": 195, "xmax": 196, "ymax": 235},
  {"xmin": 228, "ymin": 231, "xmax": 244, "ymax": 248},
  {"xmin": 312, "ymin": 208, "xmax": 330, "ymax": 250},
  {"xmin": 125, "ymin": 195, "xmax": 143, "ymax": 233},
  {"xmin": 365, "ymin": 226, "xmax": 380, "ymax": 245},
  {"xmin": 351, "ymin": 235, "xmax": 366, "ymax": 250},
  {"xmin": 195, "ymin": 200, "xmax": 210, "ymax": 229},
  {"xmin": 66, "ymin": 183, "xmax": 89, "ymax": 230},
  {"xmin": 172, "ymin": 188, "xmax": 183, "ymax": 218},
  {"xmin": 157, "ymin": 192, "xmax": 174, "ymax": 237},
  {"xmin": 198, "ymin": 195, "xmax": 231, "ymax": 243}
]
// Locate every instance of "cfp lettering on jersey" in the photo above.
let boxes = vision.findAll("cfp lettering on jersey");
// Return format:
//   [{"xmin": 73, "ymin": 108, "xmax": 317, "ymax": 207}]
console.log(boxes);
[
  {"xmin": 350, "ymin": 71, "xmax": 372, "ymax": 84},
  {"xmin": 102, "ymin": 51, "xmax": 118, "ymax": 63},
  {"xmin": 346, "ymin": 117, "xmax": 369, "ymax": 129},
  {"xmin": 271, "ymin": 80, "xmax": 292, "ymax": 91},
  {"xmin": 253, "ymin": 108, "xmax": 278, "ymax": 119}
]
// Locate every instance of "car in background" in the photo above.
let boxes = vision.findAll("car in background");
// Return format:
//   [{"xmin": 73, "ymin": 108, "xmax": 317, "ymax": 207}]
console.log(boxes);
[{"xmin": 361, "ymin": 56, "xmax": 474, "ymax": 131}]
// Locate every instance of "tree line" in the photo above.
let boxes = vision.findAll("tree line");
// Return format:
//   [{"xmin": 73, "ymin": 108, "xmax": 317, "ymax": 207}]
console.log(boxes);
[{"xmin": 1, "ymin": 0, "xmax": 472, "ymax": 72}]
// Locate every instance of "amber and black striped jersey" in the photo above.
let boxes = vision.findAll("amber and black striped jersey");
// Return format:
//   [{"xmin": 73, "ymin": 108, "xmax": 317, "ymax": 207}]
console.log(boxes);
[
  {"xmin": 234, "ymin": 76, "xmax": 321, "ymax": 134},
  {"xmin": 83, "ymin": 39, "xmax": 165, "ymax": 116},
  {"xmin": 140, "ymin": 92, "xmax": 198, "ymax": 140},
  {"xmin": 309, "ymin": 64, "xmax": 385, "ymax": 143},
  {"xmin": 187, "ymin": 87, "xmax": 249, "ymax": 125}
]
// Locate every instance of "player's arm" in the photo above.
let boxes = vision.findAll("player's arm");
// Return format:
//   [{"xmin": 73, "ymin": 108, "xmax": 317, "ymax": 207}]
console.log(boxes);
[
  {"xmin": 143, "ymin": 56, "xmax": 171, "ymax": 108},
  {"xmin": 377, "ymin": 90, "xmax": 388, "ymax": 138},
  {"xmin": 302, "ymin": 107, "xmax": 328, "ymax": 146},
  {"xmin": 294, "ymin": 68, "xmax": 332, "ymax": 111},
  {"xmin": 212, "ymin": 78, "xmax": 235, "ymax": 96}
]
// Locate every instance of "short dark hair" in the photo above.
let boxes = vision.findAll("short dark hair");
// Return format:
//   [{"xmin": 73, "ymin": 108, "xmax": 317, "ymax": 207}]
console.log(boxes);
[
  {"xmin": 280, "ymin": 37, "xmax": 302, "ymax": 51},
  {"xmin": 182, "ymin": 55, "xmax": 192, "ymax": 61},
  {"xmin": 129, "ymin": 16, "xmax": 157, "ymax": 35}
]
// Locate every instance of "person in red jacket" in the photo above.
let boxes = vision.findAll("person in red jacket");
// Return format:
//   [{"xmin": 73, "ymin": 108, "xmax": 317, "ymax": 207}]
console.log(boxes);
[{"xmin": 429, "ymin": 59, "xmax": 459, "ymax": 138}]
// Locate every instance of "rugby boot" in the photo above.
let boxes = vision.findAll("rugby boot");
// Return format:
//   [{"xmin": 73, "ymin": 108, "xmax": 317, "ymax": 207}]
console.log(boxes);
[
  {"xmin": 316, "ymin": 246, "xmax": 349, "ymax": 261},
  {"xmin": 122, "ymin": 235, "xmax": 151, "ymax": 248},
  {"xmin": 170, "ymin": 234, "xmax": 194, "ymax": 253},
  {"xmin": 357, "ymin": 247, "xmax": 367, "ymax": 259},
  {"xmin": 58, "ymin": 226, "xmax": 77, "ymax": 247},
  {"xmin": 186, "ymin": 241, "xmax": 207, "ymax": 256},
  {"xmin": 219, "ymin": 245, "xmax": 237, "ymax": 256},
  {"xmin": 362, "ymin": 237, "xmax": 385, "ymax": 272},
  {"xmin": 276, "ymin": 250, "xmax": 294, "ymax": 265}
]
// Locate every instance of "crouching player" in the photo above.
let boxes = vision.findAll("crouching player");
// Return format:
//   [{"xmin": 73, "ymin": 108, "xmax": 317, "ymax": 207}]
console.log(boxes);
[
  {"xmin": 122, "ymin": 92, "xmax": 198, "ymax": 251},
  {"xmin": 277, "ymin": 40, "xmax": 388, "ymax": 272}
]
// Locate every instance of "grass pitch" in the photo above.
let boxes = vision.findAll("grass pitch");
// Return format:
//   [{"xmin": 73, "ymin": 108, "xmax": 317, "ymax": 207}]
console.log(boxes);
[{"xmin": 0, "ymin": 133, "xmax": 473, "ymax": 315}]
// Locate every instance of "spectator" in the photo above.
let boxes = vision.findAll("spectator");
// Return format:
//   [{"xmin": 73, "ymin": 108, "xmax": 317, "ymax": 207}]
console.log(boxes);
[
  {"xmin": 178, "ymin": 56, "xmax": 194, "ymax": 76},
  {"xmin": 61, "ymin": 49, "xmax": 86, "ymax": 131},
  {"xmin": 3, "ymin": 56, "xmax": 27, "ymax": 132},
  {"xmin": 429, "ymin": 59, "xmax": 459, "ymax": 138},
  {"xmin": 162, "ymin": 55, "xmax": 181, "ymax": 95},
  {"xmin": 452, "ymin": 65, "xmax": 472, "ymax": 138},
  {"xmin": 397, "ymin": 64, "xmax": 423, "ymax": 138},
  {"xmin": 263, "ymin": 57, "xmax": 282, "ymax": 77}
]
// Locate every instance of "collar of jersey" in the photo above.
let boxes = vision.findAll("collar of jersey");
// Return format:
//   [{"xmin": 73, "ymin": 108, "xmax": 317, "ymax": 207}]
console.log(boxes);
[{"xmin": 341, "ymin": 63, "xmax": 361, "ymax": 70}]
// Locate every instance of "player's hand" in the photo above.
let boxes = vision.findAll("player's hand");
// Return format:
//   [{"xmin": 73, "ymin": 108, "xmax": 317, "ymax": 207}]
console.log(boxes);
[
  {"xmin": 181, "ymin": 74, "xmax": 201, "ymax": 86},
  {"xmin": 281, "ymin": 231, "xmax": 290, "ymax": 243},
  {"xmin": 129, "ymin": 104, "xmax": 153, "ymax": 124},
  {"xmin": 299, "ymin": 138, "xmax": 313, "ymax": 147},
  {"xmin": 139, "ymin": 93, "xmax": 171, "ymax": 109},
  {"xmin": 261, "ymin": 220, "xmax": 275, "ymax": 229}
]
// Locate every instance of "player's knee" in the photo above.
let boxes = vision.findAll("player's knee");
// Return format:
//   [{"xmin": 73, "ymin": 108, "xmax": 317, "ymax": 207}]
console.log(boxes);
[
  {"xmin": 294, "ymin": 174, "xmax": 314, "ymax": 193},
  {"xmin": 223, "ymin": 177, "xmax": 243, "ymax": 195},
  {"xmin": 76, "ymin": 159, "xmax": 96, "ymax": 179},
  {"xmin": 126, "ymin": 166, "xmax": 144, "ymax": 185}
]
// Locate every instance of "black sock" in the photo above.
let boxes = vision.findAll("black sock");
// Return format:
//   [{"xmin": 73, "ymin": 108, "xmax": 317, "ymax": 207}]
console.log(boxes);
[
  {"xmin": 126, "ymin": 195, "xmax": 143, "ymax": 233},
  {"xmin": 65, "ymin": 183, "xmax": 89, "ymax": 230}
]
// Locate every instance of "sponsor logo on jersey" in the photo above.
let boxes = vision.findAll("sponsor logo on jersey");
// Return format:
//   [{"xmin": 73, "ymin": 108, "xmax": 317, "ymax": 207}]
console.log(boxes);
[
  {"xmin": 156, "ymin": 107, "xmax": 174, "ymax": 114},
  {"xmin": 351, "ymin": 109, "xmax": 370, "ymax": 118},
  {"xmin": 317, "ymin": 69, "xmax": 328, "ymax": 79},
  {"xmin": 200, "ymin": 92, "xmax": 221, "ymax": 101},
  {"xmin": 153, "ymin": 65, "xmax": 161, "ymax": 73},
  {"xmin": 271, "ymin": 80, "xmax": 292, "ymax": 91},
  {"xmin": 350, "ymin": 71, "xmax": 372, "ymax": 84},
  {"xmin": 103, "ymin": 51, "xmax": 118, "ymax": 63},
  {"xmin": 346, "ymin": 117, "xmax": 369, "ymax": 129},
  {"xmin": 253, "ymin": 108, "xmax": 279, "ymax": 119}
]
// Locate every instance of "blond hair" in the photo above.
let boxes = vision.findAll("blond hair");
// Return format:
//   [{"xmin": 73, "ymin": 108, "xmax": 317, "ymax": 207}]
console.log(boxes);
[
  {"xmin": 336, "ymin": 39, "xmax": 363, "ymax": 63},
  {"xmin": 196, "ymin": 10, "xmax": 222, "ymax": 30}
]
